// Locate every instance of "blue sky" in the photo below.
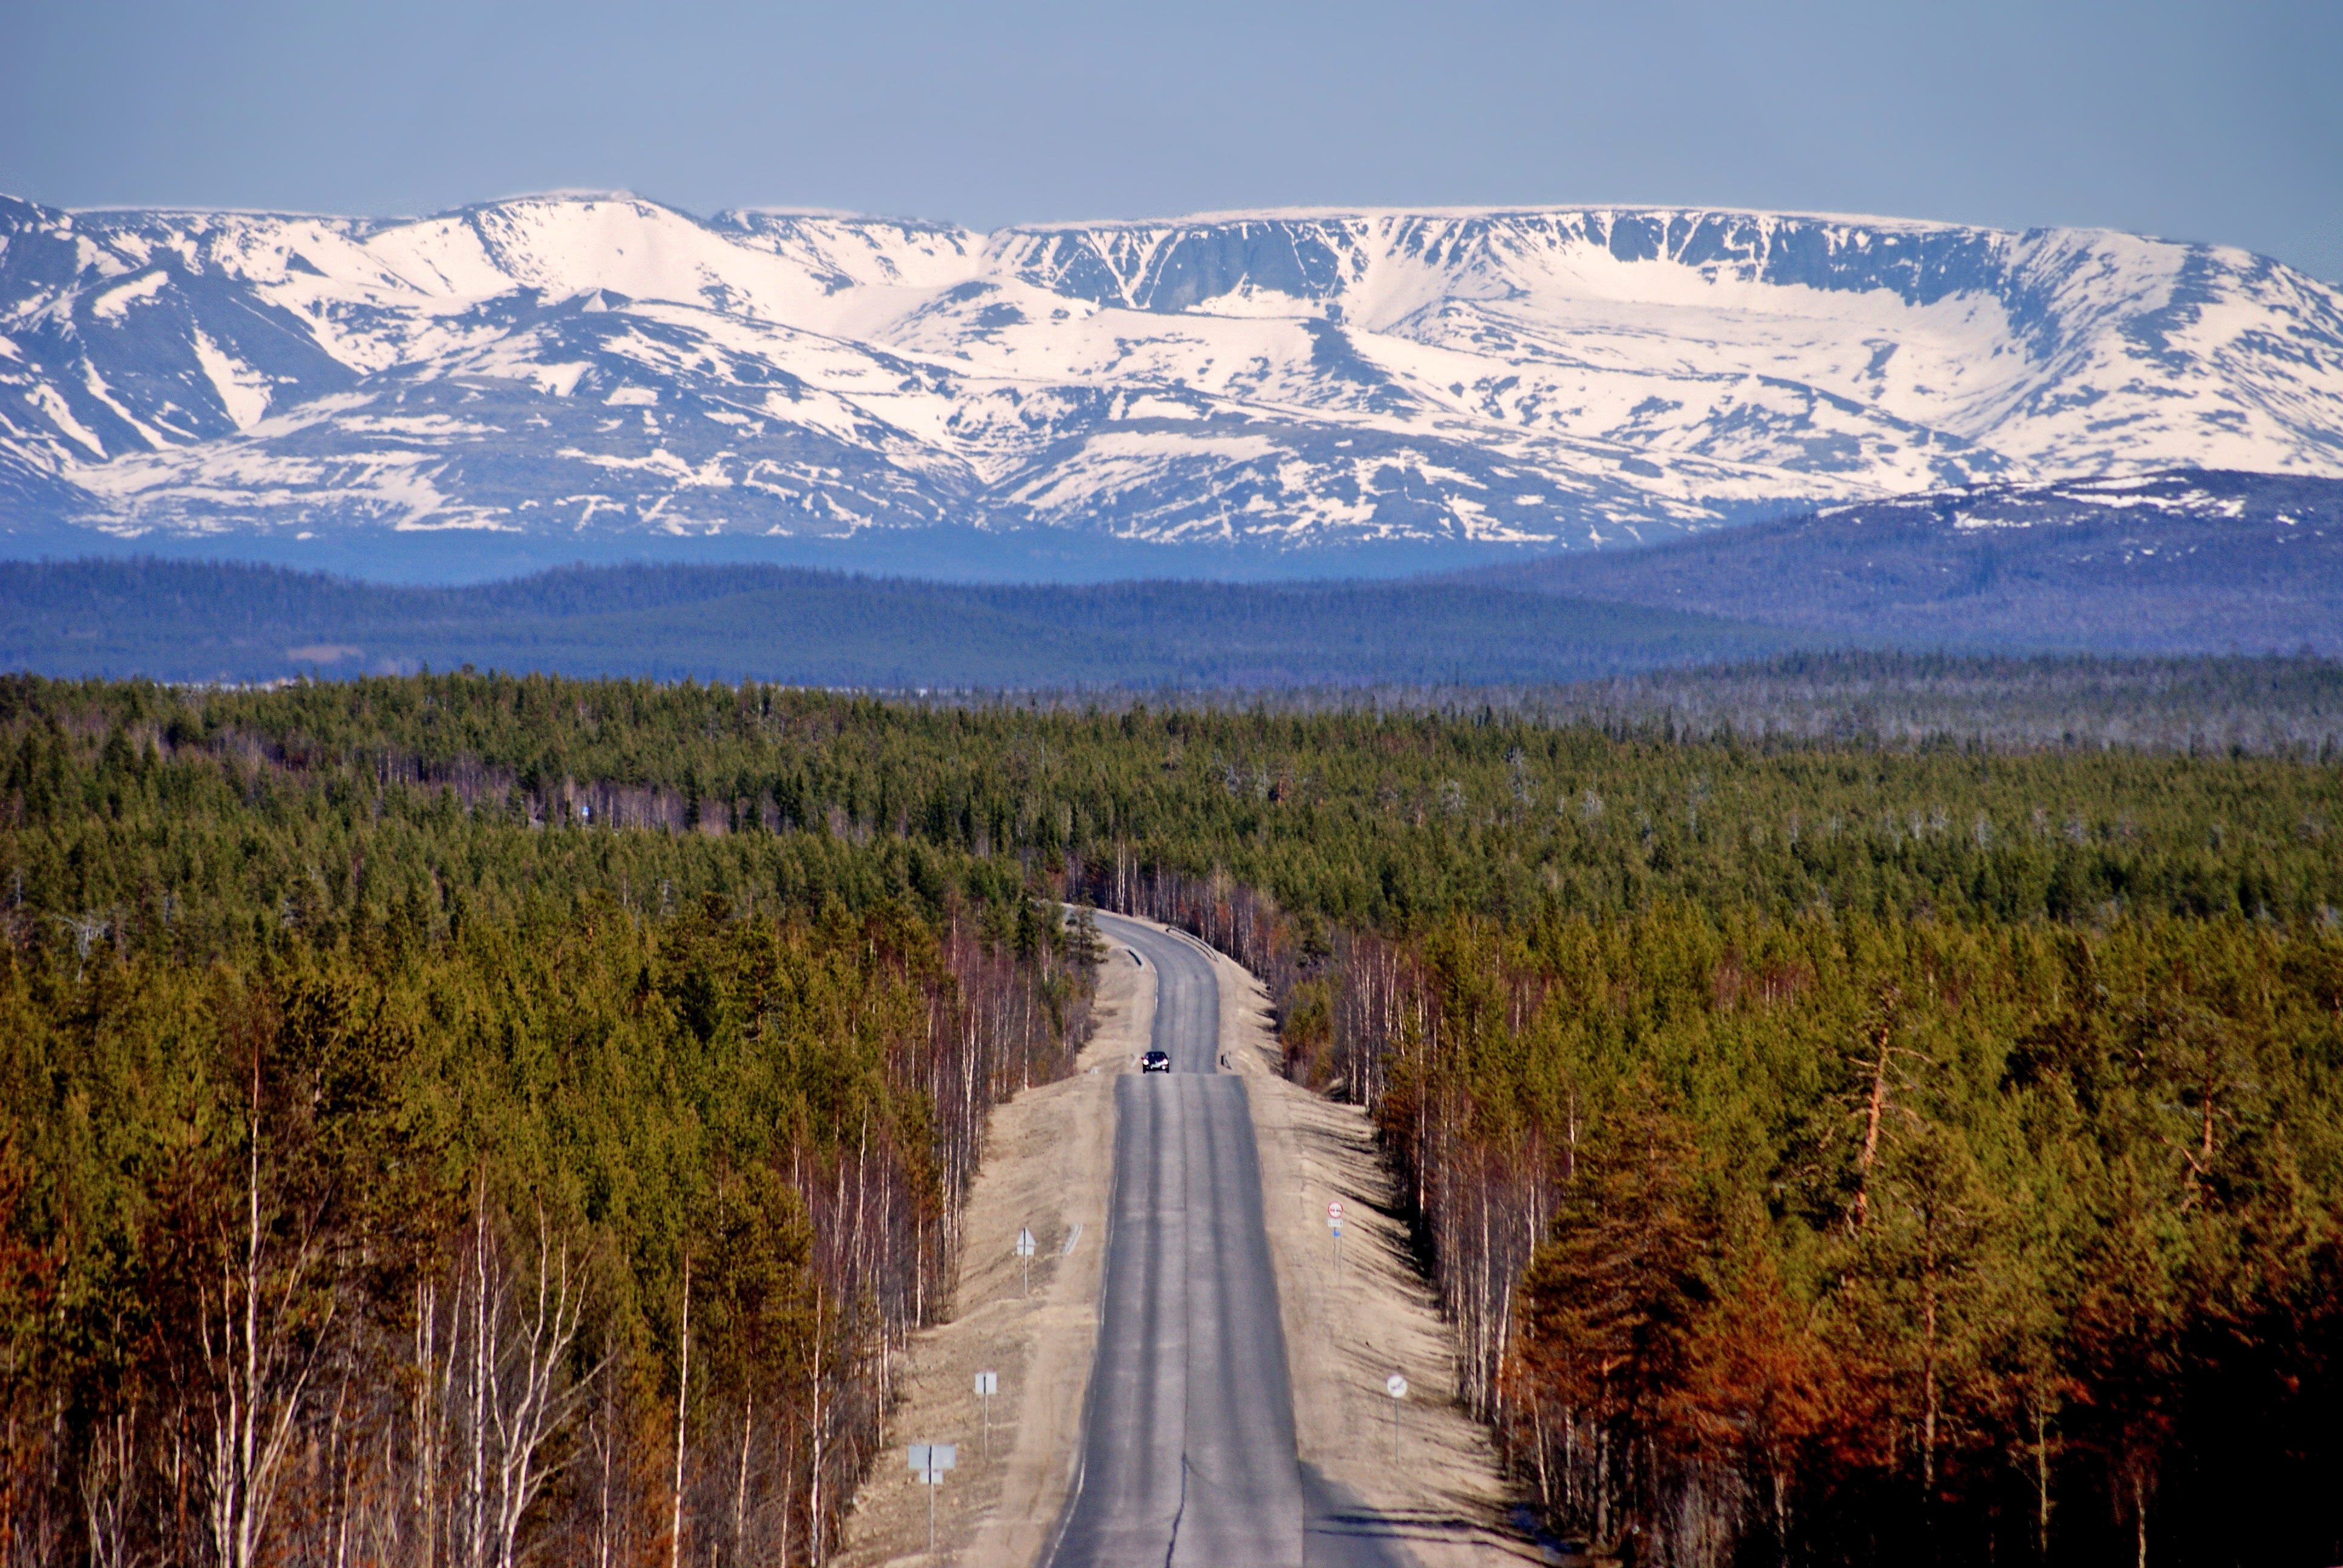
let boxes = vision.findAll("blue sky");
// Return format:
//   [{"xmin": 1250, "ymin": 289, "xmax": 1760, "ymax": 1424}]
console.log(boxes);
[{"xmin": 4, "ymin": 0, "xmax": 2339, "ymax": 279}]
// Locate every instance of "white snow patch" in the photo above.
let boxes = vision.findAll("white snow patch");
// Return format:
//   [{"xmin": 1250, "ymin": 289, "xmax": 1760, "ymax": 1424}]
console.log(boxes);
[
  {"xmin": 557, "ymin": 446, "xmax": 735, "ymax": 487},
  {"xmin": 335, "ymin": 413, "xmax": 497, "ymax": 437},
  {"xmin": 189, "ymin": 330, "xmax": 272, "ymax": 428},
  {"xmin": 25, "ymin": 384, "xmax": 106, "ymax": 456},
  {"xmin": 89, "ymin": 271, "xmax": 172, "ymax": 321},
  {"xmin": 529, "ymin": 362, "xmax": 591, "ymax": 397},
  {"xmin": 1117, "ymin": 394, "xmax": 1202, "ymax": 421},
  {"xmin": 81, "ymin": 365, "xmax": 172, "ymax": 449}
]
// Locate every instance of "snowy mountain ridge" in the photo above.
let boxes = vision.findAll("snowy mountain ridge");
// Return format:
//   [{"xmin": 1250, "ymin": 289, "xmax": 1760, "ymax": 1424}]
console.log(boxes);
[{"xmin": 4, "ymin": 191, "xmax": 2341, "ymax": 578}]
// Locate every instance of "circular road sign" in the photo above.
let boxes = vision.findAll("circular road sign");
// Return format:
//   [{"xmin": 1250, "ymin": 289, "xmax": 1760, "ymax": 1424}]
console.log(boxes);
[{"xmin": 1386, "ymin": 1373, "xmax": 1409, "ymax": 1399}]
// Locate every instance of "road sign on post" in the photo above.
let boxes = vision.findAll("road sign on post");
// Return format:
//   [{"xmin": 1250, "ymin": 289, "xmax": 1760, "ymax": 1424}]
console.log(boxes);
[
  {"xmin": 908, "ymin": 1443, "xmax": 957, "ymax": 1553},
  {"xmin": 1327, "ymin": 1200, "xmax": 1344, "ymax": 1280},
  {"xmin": 975, "ymin": 1371, "xmax": 998, "ymax": 1458},
  {"xmin": 1015, "ymin": 1226, "xmax": 1037, "ymax": 1296},
  {"xmin": 1386, "ymin": 1374, "xmax": 1407, "ymax": 1460}
]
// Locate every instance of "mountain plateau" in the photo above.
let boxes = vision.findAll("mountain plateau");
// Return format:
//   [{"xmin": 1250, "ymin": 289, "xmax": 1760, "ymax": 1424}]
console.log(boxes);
[{"xmin": 4, "ymin": 194, "xmax": 2341, "ymax": 579}]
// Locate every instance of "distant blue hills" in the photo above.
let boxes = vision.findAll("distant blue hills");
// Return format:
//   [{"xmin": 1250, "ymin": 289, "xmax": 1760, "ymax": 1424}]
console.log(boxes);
[{"xmin": 6, "ymin": 470, "xmax": 2336, "ymax": 687}]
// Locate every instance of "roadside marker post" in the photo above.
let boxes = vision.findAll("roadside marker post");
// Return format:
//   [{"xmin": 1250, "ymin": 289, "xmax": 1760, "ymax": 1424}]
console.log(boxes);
[
  {"xmin": 1386, "ymin": 1373, "xmax": 1407, "ymax": 1462},
  {"xmin": 908, "ymin": 1443, "xmax": 956, "ymax": 1553},
  {"xmin": 1327, "ymin": 1200, "xmax": 1343, "ymax": 1281},
  {"xmin": 974, "ymin": 1371, "xmax": 998, "ymax": 1459},
  {"xmin": 1015, "ymin": 1226, "xmax": 1037, "ymax": 1296}
]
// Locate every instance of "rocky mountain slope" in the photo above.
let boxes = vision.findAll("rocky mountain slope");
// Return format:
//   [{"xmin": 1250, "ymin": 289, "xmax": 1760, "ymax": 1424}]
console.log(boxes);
[{"xmin": 4, "ymin": 194, "xmax": 2342, "ymax": 578}]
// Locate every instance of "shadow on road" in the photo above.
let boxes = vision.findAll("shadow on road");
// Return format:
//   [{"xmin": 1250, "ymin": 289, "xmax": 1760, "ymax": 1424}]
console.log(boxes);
[{"xmin": 1301, "ymin": 1463, "xmax": 1423, "ymax": 1568}]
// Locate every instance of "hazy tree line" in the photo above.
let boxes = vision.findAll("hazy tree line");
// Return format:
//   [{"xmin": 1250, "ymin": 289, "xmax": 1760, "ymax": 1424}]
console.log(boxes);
[
  {"xmin": 5, "ymin": 671, "xmax": 2341, "ymax": 1566},
  {"xmin": 1485, "ymin": 650, "xmax": 2343, "ymax": 756},
  {"xmin": 925, "ymin": 652, "xmax": 2343, "ymax": 761},
  {"xmin": 1159, "ymin": 652, "xmax": 2343, "ymax": 759}
]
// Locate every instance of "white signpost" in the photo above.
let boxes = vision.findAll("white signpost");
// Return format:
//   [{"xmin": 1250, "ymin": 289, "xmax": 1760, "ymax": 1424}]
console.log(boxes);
[
  {"xmin": 1326, "ymin": 1200, "xmax": 1343, "ymax": 1280},
  {"xmin": 908, "ymin": 1443, "xmax": 957, "ymax": 1553},
  {"xmin": 974, "ymin": 1371, "xmax": 998, "ymax": 1458},
  {"xmin": 1385, "ymin": 1373, "xmax": 1407, "ymax": 1461},
  {"xmin": 1015, "ymin": 1226, "xmax": 1037, "ymax": 1296}
]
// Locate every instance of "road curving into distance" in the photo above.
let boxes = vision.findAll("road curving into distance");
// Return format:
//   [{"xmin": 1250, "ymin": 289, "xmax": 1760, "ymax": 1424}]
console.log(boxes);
[{"xmin": 1046, "ymin": 912, "xmax": 1415, "ymax": 1568}]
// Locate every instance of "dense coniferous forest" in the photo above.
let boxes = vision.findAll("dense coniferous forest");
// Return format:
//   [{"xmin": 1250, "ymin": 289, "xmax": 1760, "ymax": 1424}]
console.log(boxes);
[
  {"xmin": 0, "ymin": 677, "xmax": 1100, "ymax": 1567},
  {"xmin": 3, "ymin": 670, "xmax": 2340, "ymax": 1566}
]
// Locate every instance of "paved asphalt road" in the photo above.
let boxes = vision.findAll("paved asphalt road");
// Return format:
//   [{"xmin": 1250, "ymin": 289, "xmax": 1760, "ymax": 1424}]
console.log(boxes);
[{"xmin": 1047, "ymin": 913, "xmax": 1415, "ymax": 1568}]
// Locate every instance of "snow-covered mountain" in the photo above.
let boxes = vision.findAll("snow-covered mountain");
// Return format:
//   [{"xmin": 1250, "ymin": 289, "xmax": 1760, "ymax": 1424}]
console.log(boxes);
[{"xmin": 4, "ymin": 192, "xmax": 2342, "ymax": 578}]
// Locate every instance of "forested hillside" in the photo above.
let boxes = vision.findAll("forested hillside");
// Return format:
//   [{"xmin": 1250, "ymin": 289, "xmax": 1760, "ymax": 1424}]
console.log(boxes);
[
  {"xmin": 1472, "ymin": 471, "xmax": 2343, "ymax": 656},
  {"xmin": 0, "ymin": 558, "xmax": 1792, "ymax": 687},
  {"xmin": 4, "ymin": 671, "xmax": 2340, "ymax": 1566}
]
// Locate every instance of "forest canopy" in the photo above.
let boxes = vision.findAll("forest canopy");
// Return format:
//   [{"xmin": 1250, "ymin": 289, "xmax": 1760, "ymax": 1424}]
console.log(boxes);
[{"xmin": 1, "ymin": 670, "xmax": 2338, "ymax": 1567}]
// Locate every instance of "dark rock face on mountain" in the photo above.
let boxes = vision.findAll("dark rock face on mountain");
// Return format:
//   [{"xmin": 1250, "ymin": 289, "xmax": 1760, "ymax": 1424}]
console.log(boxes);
[
  {"xmin": 1476, "ymin": 471, "xmax": 2343, "ymax": 655},
  {"xmin": 3, "ymin": 194, "xmax": 2341, "ymax": 580}
]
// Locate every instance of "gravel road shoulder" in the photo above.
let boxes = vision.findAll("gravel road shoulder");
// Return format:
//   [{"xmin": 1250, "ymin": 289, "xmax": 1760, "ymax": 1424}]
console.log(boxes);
[
  {"xmin": 839, "ymin": 943, "xmax": 1148, "ymax": 1567},
  {"xmin": 1199, "ymin": 934, "xmax": 1546, "ymax": 1568}
]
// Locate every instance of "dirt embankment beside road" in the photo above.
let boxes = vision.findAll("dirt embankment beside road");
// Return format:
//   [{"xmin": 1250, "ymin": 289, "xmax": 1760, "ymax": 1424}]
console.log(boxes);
[
  {"xmin": 1199, "ymin": 936, "xmax": 1542, "ymax": 1568},
  {"xmin": 839, "ymin": 944, "xmax": 1145, "ymax": 1568}
]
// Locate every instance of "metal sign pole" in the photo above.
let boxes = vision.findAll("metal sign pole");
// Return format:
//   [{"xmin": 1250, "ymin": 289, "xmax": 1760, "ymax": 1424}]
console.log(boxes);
[
  {"xmin": 1016, "ymin": 1226, "xmax": 1036, "ymax": 1297},
  {"xmin": 1386, "ymin": 1374, "xmax": 1407, "ymax": 1463},
  {"xmin": 974, "ymin": 1371, "xmax": 998, "ymax": 1460},
  {"xmin": 908, "ymin": 1444, "xmax": 955, "ymax": 1557}
]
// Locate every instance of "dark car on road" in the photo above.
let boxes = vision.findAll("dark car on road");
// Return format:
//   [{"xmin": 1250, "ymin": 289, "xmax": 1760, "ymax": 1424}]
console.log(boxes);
[{"xmin": 1141, "ymin": 1049, "xmax": 1172, "ymax": 1073}]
